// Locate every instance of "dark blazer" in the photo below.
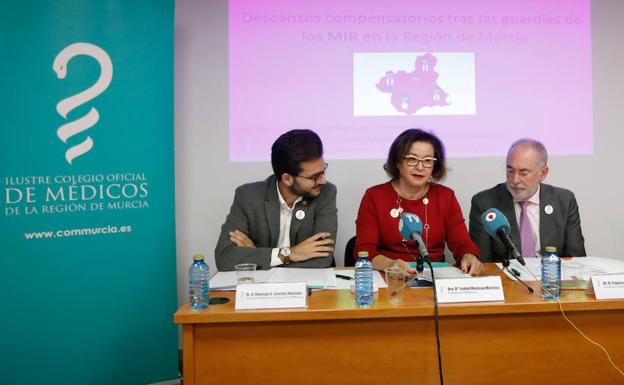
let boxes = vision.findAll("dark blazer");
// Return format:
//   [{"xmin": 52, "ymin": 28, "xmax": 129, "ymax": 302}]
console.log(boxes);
[
  {"xmin": 469, "ymin": 183, "xmax": 586, "ymax": 262},
  {"xmin": 215, "ymin": 175, "xmax": 338, "ymax": 271}
]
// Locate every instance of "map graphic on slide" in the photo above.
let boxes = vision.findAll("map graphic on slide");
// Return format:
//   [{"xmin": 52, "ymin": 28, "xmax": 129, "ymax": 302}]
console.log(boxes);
[{"xmin": 375, "ymin": 53, "xmax": 449, "ymax": 115}]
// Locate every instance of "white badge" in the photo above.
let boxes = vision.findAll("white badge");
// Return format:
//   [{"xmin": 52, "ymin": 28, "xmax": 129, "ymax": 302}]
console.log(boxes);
[
  {"xmin": 390, "ymin": 208, "xmax": 400, "ymax": 218},
  {"xmin": 235, "ymin": 282, "xmax": 308, "ymax": 310},
  {"xmin": 423, "ymin": 197, "xmax": 429, "ymax": 205},
  {"xmin": 295, "ymin": 210, "xmax": 305, "ymax": 220},
  {"xmin": 589, "ymin": 274, "xmax": 624, "ymax": 300},
  {"xmin": 436, "ymin": 276, "xmax": 505, "ymax": 303},
  {"xmin": 544, "ymin": 205, "xmax": 554, "ymax": 215}
]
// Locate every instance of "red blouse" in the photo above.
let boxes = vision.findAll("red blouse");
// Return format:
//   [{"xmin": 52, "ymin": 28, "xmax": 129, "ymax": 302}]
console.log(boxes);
[{"xmin": 355, "ymin": 182, "xmax": 479, "ymax": 263}]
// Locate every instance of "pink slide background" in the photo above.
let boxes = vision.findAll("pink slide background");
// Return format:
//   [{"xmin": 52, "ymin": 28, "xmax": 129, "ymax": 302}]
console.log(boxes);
[{"xmin": 229, "ymin": 0, "xmax": 592, "ymax": 161}]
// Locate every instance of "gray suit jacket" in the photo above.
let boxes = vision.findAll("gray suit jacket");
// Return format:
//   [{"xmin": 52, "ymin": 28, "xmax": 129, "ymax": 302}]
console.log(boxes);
[
  {"xmin": 215, "ymin": 175, "xmax": 338, "ymax": 271},
  {"xmin": 469, "ymin": 183, "xmax": 586, "ymax": 262}
]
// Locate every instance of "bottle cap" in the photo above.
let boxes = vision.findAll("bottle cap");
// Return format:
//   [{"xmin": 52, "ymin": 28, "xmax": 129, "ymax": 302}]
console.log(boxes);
[
  {"xmin": 544, "ymin": 246, "xmax": 557, "ymax": 253},
  {"xmin": 357, "ymin": 251, "xmax": 369, "ymax": 258},
  {"xmin": 193, "ymin": 254, "xmax": 205, "ymax": 261}
]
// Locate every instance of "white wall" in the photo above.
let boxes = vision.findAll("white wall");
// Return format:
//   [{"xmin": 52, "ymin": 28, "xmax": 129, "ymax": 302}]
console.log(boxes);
[{"xmin": 174, "ymin": 0, "xmax": 624, "ymax": 307}]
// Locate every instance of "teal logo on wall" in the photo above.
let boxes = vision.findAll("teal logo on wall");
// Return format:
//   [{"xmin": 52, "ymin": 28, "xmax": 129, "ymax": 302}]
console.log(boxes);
[
  {"xmin": 54, "ymin": 42, "xmax": 112, "ymax": 164},
  {"xmin": 1, "ymin": 2, "xmax": 177, "ymax": 384},
  {"xmin": 5, "ymin": 44, "xmax": 151, "ymax": 219}
]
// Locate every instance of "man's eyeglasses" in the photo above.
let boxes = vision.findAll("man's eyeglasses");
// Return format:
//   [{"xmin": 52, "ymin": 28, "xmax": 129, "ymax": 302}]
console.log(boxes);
[
  {"xmin": 403, "ymin": 156, "xmax": 436, "ymax": 168},
  {"xmin": 296, "ymin": 163, "xmax": 328, "ymax": 184}
]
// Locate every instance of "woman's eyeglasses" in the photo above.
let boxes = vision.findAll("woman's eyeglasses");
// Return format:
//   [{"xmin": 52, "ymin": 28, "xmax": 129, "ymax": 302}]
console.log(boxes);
[{"xmin": 403, "ymin": 156, "xmax": 436, "ymax": 168}]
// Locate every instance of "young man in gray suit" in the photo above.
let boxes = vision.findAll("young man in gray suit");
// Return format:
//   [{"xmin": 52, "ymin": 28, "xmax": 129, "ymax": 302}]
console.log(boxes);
[
  {"xmin": 215, "ymin": 129, "xmax": 337, "ymax": 271},
  {"xmin": 469, "ymin": 139, "xmax": 586, "ymax": 262}
]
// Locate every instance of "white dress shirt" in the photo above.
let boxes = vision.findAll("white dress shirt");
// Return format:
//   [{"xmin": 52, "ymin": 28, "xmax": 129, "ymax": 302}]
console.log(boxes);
[{"xmin": 270, "ymin": 182, "xmax": 302, "ymax": 266}]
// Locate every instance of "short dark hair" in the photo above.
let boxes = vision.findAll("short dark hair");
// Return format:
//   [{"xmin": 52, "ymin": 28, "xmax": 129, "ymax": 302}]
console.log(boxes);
[
  {"xmin": 271, "ymin": 129, "xmax": 324, "ymax": 180},
  {"xmin": 384, "ymin": 128, "xmax": 447, "ymax": 181}
]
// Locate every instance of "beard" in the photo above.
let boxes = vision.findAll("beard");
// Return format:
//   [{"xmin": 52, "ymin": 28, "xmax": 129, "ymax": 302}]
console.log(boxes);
[
  {"xmin": 291, "ymin": 180, "xmax": 322, "ymax": 199},
  {"xmin": 506, "ymin": 183, "xmax": 534, "ymax": 201}
]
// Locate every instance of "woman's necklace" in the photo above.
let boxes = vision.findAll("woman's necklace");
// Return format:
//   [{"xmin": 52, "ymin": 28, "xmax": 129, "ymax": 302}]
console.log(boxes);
[
  {"xmin": 391, "ymin": 180, "xmax": 431, "ymax": 251},
  {"xmin": 394, "ymin": 179, "xmax": 429, "ymax": 201}
]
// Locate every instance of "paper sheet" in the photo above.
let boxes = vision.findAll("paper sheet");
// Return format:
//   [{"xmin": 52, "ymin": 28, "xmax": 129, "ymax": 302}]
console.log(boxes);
[
  {"xmin": 269, "ymin": 267, "xmax": 337, "ymax": 288},
  {"xmin": 209, "ymin": 267, "xmax": 338, "ymax": 290},
  {"xmin": 497, "ymin": 256, "xmax": 624, "ymax": 281},
  {"xmin": 497, "ymin": 258, "xmax": 541, "ymax": 281},
  {"xmin": 419, "ymin": 266, "xmax": 471, "ymax": 281},
  {"xmin": 331, "ymin": 269, "xmax": 387, "ymax": 290}
]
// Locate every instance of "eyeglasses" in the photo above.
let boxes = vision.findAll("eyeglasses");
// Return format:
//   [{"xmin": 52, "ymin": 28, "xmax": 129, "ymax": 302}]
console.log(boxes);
[
  {"xmin": 296, "ymin": 163, "xmax": 328, "ymax": 184},
  {"xmin": 403, "ymin": 156, "xmax": 436, "ymax": 168}
]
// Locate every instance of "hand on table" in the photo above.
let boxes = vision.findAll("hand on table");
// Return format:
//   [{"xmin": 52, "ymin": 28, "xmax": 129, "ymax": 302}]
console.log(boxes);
[{"xmin": 460, "ymin": 254, "xmax": 483, "ymax": 276}]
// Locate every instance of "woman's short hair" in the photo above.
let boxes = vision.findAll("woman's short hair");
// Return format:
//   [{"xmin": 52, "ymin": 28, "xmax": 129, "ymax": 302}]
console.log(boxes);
[{"xmin": 384, "ymin": 128, "xmax": 447, "ymax": 181}]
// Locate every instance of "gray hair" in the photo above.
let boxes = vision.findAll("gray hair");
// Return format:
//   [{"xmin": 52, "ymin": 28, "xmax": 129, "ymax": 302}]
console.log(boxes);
[{"xmin": 507, "ymin": 138, "xmax": 548, "ymax": 168}]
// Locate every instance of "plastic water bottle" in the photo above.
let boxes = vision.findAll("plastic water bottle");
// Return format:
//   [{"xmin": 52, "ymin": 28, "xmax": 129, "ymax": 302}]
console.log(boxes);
[
  {"xmin": 189, "ymin": 254, "xmax": 210, "ymax": 309},
  {"xmin": 355, "ymin": 251, "xmax": 373, "ymax": 306},
  {"xmin": 541, "ymin": 246, "xmax": 561, "ymax": 300}
]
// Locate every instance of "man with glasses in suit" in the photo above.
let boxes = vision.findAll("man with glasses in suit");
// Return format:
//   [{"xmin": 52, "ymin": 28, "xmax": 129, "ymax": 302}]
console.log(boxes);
[
  {"xmin": 215, "ymin": 129, "xmax": 337, "ymax": 270},
  {"xmin": 469, "ymin": 138, "xmax": 586, "ymax": 262}
]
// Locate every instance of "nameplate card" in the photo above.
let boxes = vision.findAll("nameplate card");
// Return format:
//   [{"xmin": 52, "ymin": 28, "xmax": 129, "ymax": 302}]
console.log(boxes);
[
  {"xmin": 235, "ymin": 282, "xmax": 308, "ymax": 310},
  {"xmin": 589, "ymin": 274, "xmax": 624, "ymax": 300},
  {"xmin": 435, "ymin": 276, "xmax": 505, "ymax": 303}
]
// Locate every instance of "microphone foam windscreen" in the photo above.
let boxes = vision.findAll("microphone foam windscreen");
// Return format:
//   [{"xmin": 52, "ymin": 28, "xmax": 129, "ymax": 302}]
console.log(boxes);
[
  {"xmin": 399, "ymin": 212, "xmax": 423, "ymax": 240},
  {"xmin": 480, "ymin": 208, "xmax": 511, "ymax": 241}
]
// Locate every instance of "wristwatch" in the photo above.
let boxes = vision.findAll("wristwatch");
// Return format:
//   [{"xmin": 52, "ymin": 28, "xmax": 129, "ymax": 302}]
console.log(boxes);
[{"xmin": 278, "ymin": 247, "xmax": 291, "ymax": 265}]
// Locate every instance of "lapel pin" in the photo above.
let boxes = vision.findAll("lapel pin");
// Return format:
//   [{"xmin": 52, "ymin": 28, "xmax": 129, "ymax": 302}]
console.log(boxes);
[
  {"xmin": 544, "ymin": 205, "xmax": 554, "ymax": 215},
  {"xmin": 295, "ymin": 209, "xmax": 305, "ymax": 220}
]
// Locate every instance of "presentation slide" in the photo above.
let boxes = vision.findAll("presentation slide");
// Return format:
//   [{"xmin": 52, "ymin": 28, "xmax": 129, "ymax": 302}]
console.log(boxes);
[{"xmin": 229, "ymin": 0, "xmax": 592, "ymax": 161}]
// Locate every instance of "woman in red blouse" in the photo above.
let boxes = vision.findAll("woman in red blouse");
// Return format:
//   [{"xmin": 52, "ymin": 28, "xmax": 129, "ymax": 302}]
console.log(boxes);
[{"xmin": 355, "ymin": 129, "xmax": 483, "ymax": 276}]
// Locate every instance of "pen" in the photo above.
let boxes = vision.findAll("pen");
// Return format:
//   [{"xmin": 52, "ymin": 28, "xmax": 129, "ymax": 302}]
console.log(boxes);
[{"xmin": 335, "ymin": 274, "xmax": 354, "ymax": 281}]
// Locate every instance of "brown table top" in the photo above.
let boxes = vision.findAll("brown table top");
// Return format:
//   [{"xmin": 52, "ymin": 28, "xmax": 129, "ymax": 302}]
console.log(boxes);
[{"xmin": 174, "ymin": 263, "xmax": 624, "ymax": 325}]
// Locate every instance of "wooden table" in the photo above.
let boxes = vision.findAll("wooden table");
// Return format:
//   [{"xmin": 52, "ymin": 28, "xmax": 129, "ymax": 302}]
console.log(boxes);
[{"xmin": 173, "ymin": 264, "xmax": 624, "ymax": 385}]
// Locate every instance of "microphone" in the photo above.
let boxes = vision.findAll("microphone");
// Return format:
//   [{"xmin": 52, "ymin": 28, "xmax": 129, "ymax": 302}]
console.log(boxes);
[
  {"xmin": 480, "ymin": 208, "xmax": 526, "ymax": 266},
  {"xmin": 399, "ymin": 212, "xmax": 430, "ymax": 272},
  {"xmin": 399, "ymin": 212, "xmax": 445, "ymax": 385}
]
